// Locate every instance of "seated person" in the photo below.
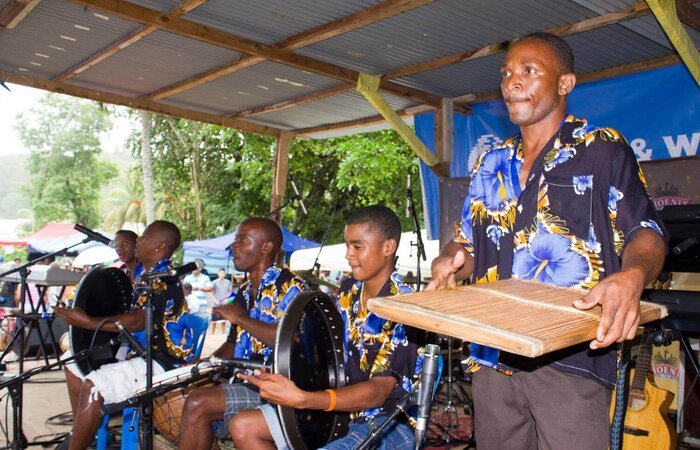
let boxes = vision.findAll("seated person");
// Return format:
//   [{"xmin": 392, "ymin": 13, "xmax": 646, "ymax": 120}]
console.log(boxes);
[
  {"xmin": 179, "ymin": 217, "xmax": 305, "ymax": 450},
  {"xmin": 232, "ymin": 205, "xmax": 427, "ymax": 450},
  {"xmin": 56, "ymin": 220, "xmax": 193, "ymax": 450},
  {"xmin": 62, "ymin": 228, "xmax": 140, "ymax": 417}
]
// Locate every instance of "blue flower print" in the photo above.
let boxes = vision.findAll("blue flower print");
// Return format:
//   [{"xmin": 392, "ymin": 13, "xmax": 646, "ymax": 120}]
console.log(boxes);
[
  {"xmin": 164, "ymin": 298, "xmax": 175, "ymax": 316},
  {"xmin": 165, "ymin": 312, "xmax": 195, "ymax": 360},
  {"xmin": 391, "ymin": 324, "xmax": 408, "ymax": 346},
  {"xmin": 641, "ymin": 220, "xmax": 663, "ymax": 235},
  {"xmin": 573, "ymin": 175, "xmax": 593, "ymax": 195},
  {"xmin": 470, "ymin": 147, "xmax": 516, "ymax": 211},
  {"xmin": 512, "ymin": 228, "xmax": 589, "ymax": 287},
  {"xmin": 608, "ymin": 186, "xmax": 624, "ymax": 214},
  {"xmin": 486, "ymin": 224, "xmax": 504, "ymax": 250},
  {"xmin": 544, "ymin": 147, "xmax": 576, "ymax": 171},
  {"xmin": 587, "ymin": 224, "xmax": 601, "ymax": 254}
]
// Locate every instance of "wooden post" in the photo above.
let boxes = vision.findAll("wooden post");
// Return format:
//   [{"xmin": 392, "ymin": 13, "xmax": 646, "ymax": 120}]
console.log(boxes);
[
  {"xmin": 269, "ymin": 131, "xmax": 294, "ymax": 224},
  {"xmin": 270, "ymin": 131, "xmax": 293, "ymax": 264},
  {"xmin": 434, "ymin": 97, "xmax": 454, "ymax": 178}
]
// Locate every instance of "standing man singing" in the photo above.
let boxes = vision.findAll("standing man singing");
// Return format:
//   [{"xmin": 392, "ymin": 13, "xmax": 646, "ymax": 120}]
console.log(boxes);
[{"xmin": 428, "ymin": 32, "xmax": 666, "ymax": 449}]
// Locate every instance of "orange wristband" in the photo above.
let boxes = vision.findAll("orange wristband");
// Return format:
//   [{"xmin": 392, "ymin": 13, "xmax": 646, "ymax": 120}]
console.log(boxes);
[{"xmin": 324, "ymin": 389, "xmax": 337, "ymax": 412}]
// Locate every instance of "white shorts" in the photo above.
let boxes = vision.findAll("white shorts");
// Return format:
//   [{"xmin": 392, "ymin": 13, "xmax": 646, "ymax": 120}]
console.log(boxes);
[{"xmin": 85, "ymin": 357, "xmax": 165, "ymax": 405}]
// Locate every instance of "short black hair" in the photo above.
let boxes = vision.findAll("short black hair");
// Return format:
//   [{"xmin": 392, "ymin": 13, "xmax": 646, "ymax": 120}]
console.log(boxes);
[
  {"xmin": 115, "ymin": 229, "xmax": 138, "ymax": 242},
  {"xmin": 150, "ymin": 220, "xmax": 181, "ymax": 255},
  {"xmin": 241, "ymin": 217, "xmax": 283, "ymax": 254},
  {"xmin": 347, "ymin": 205, "xmax": 401, "ymax": 245},
  {"xmin": 520, "ymin": 32, "xmax": 574, "ymax": 74}
]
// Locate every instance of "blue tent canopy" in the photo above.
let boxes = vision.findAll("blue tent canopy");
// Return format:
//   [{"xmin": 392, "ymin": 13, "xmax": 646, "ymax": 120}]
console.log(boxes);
[{"xmin": 182, "ymin": 226, "xmax": 319, "ymax": 275}]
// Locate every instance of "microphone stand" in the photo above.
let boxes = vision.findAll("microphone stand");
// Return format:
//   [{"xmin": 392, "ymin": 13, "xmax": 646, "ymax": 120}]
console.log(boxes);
[
  {"xmin": 0, "ymin": 238, "xmax": 91, "ymax": 450},
  {"xmin": 310, "ymin": 205, "xmax": 343, "ymax": 276},
  {"xmin": 406, "ymin": 188, "xmax": 426, "ymax": 292},
  {"xmin": 354, "ymin": 391, "xmax": 416, "ymax": 450}
]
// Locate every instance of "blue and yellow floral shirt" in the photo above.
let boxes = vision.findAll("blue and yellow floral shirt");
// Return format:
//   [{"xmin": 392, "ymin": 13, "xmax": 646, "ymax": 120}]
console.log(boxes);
[
  {"xmin": 455, "ymin": 116, "xmax": 666, "ymax": 388},
  {"xmin": 129, "ymin": 259, "xmax": 194, "ymax": 370},
  {"xmin": 337, "ymin": 272, "xmax": 427, "ymax": 423},
  {"xmin": 225, "ymin": 265, "xmax": 304, "ymax": 361}
]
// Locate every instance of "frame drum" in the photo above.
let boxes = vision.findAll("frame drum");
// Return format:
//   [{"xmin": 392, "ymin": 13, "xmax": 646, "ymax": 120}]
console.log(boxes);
[
  {"xmin": 275, "ymin": 291, "xmax": 349, "ymax": 450},
  {"xmin": 69, "ymin": 267, "xmax": 132, "ymax": 376}
]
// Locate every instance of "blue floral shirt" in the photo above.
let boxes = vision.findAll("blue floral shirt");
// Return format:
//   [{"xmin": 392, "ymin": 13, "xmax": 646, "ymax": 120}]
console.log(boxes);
[
  {"xmin": 225, "ymin": 265, "xmax": 304, "ymax": 361},
  {"xmin": 455, "ymin": 116, "xmax": 666, "ymax": 388},
  {"xmin": 129, "ymin": 259, "xmax": 194, "ymax": 370},
  {"xmin": 337, "ymin": 272, "xmax": 427, "ymax": 423}
]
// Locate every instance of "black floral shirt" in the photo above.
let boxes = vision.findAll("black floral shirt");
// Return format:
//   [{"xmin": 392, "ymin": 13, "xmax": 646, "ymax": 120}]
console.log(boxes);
[
  {"xmin": 455, "ymin": 116, "xmax": 666, "ymax": 388},
  {"xmin": 337, "ymin": 273, "xmax": 427, "ymax": 422},
  {"xmin": 130, "ymin": 259, "xmax": 194, "ymax": 370}
]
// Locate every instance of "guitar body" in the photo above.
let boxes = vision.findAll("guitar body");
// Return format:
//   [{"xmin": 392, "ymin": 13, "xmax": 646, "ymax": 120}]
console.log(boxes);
[{"xmin": 611, "ymin": 367, "xmax": 676, "ymax": 450}]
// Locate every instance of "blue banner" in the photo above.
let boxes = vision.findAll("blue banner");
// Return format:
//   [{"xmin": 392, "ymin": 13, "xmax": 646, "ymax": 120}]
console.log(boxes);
[{"xmin": 417, "ymin": 63, "xmax": 700, "ymax": 239}]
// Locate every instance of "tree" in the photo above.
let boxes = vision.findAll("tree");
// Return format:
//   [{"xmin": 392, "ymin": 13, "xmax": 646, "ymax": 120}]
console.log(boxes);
[
  {"xmin": 128, "ymin": 114, "xmax": 423, "ymax": 246},
  {"xmin": 16, "ymin": 94, "xmax": 117, "ymax": 228}
]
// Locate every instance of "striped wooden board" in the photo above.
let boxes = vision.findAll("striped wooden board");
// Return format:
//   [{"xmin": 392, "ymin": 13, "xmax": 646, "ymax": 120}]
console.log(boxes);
[{"xmin": 367, "ymin": 279, "xmax": 667, "ymax": 357}]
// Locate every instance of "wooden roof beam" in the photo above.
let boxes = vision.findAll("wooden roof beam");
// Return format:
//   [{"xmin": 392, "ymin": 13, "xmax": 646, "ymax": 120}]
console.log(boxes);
[
  {"xmin": 55, "ymin": 0, "xmax": 208, "ymax": 82},
  {"xmin": 677, "ymin": 0, "xmax": 700, "ymax": 31},
  {"xmin": 2, "ymin": 70, "xmax": 282, "ymax": 137},
  {"xmin": 385, "ymin": 1, "xmax": 651, "ymax": 79},
  {"xmin": 0, "ymin": 0, "xmax": 41, "ymax": 29},
  {"xmin": 146, "ymin": 0, "xmax": 435, "ymax": 101},
  {"xmin": 71, "ymin": 0, "xmax": 444, "ymax": 107}
]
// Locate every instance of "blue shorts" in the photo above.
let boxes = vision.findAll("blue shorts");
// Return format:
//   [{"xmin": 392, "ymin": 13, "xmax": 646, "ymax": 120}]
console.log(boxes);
[{"xmin": 258, "ymin": 405, "xmax": 414, "ymax": 450}]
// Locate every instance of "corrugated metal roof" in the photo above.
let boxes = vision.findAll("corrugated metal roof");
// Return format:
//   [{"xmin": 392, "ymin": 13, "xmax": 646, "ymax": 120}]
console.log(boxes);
[
  {"xmin": 246, "ymin": 90, "xmax": 418, "ymax": 130},
  {"xmin": 161, "ymin": 61, "xmax": 344, "ymax": 115},
  {"xmin": 297, "ymin": 0, "xmax": 601, "ymax": 74},
  {"xmin": 0, "ymin": 0, "xmax": 696, "ymax": 137},
  {"xmin": 70, "ymin": 29, "xmax": 242, "ymax": 97},
  {"xmin": 183, "ymin": 0, "xmax": 383, "ymax": 45},
  {"xmin": 0, "ymin": 1, "xmax": 140, "ymax": 78}
]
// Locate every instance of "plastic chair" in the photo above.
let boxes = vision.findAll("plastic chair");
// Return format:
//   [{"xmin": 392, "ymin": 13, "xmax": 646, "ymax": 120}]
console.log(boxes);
[{"xmin": 97, "ymin": 312, "xmax": 212, "ymax": 450}]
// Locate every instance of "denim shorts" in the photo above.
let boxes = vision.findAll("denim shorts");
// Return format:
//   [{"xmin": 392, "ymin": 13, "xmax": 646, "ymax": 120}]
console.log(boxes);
[{"xmin": 259, "ymin": 406, "xmax": 415, "ymax": 450}]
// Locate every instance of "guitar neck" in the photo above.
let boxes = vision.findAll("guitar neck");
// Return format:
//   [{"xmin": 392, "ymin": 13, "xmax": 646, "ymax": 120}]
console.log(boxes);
[{"xmin": 630, "ymin": 328, "xmax": 652, "ymax": 393}]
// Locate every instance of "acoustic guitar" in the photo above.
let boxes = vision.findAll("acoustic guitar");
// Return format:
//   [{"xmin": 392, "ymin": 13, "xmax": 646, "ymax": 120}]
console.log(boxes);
[{"xmin": 612, "ymin": 328, "xmax": 676, "ymax": 449}]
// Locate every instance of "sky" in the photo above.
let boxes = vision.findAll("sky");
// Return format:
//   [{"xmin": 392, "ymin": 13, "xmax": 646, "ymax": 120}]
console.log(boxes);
[{"xmin": 0, "ymin": 82, "xmax": 133, "ymax": 156}]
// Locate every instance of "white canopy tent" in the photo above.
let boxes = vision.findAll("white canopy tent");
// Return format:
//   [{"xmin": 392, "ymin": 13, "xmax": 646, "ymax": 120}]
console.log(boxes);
[{"xmin": 289, "ymin": 230, "xmax": 439, "ymax": 277}]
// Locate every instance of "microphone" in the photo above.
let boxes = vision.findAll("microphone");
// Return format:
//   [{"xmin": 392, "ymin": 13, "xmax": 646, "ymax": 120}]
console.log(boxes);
[
  {"xmin": 113, "ymin": 320, "xmax": 146, "ymax": 357},
  {"xmin": 672, "ymin": 236, "xmax": 698, "ymax": 255},
  {"xmin": 414, "ymin": 344, "xmax": 440, "ymax": 450},
  {"xmin": 208, "ymin": 357, "xmax": 272, "ymax": 372},
  {"xmin": 74, "ymin": 224, "xmax": 112, "ymax": 247},
  {"xmin": 290, "ymin": 180, "xmax": 307, "ymax": 215},
  {"xmin": 141, "ymin": 259, "xmax": 205, "ymax": 280}
]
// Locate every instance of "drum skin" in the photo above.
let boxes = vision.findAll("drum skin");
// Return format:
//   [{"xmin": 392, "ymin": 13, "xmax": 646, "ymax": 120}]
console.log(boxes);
[
  {"xmin": 69, "ymin": 267, "xmax": 132, "ymax": 376},
  {"xmin": 275, "ymin": 290, "xmax": 349, "ymax": 450},
  {"xmin": 153, "ymin": 378, "xmax": 213, "ymax": 442}
]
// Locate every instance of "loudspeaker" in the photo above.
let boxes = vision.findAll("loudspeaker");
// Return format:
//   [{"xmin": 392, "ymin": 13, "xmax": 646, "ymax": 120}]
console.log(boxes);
[{"xmin": 11, "ymin": 316, "xmax": 68, "ymax": 357}]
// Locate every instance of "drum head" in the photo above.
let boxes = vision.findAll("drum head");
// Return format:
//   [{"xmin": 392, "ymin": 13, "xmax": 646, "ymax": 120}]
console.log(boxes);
[
  {"xmin": 275, "ymin": 291, "xmax": 349, "ymax": 450},
  {"xmin": 69, "ymin": 267, "xmax": 132, "ymax": 376}
]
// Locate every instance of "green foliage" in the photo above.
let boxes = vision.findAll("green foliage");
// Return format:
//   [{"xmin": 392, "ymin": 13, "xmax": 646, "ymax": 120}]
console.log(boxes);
[
  {"xmin": 128, "ymin": 115, "xmax": 423, "ymax": 246},
  {"xmin": 16, "ymin": 94, "xmax": 118, "ymax": 228}
]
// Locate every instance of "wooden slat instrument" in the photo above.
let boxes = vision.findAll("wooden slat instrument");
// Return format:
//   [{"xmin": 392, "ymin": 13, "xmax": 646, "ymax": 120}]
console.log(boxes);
[{"xmin": 368, "ymin": 279, "xmax": 667, "ymax": 357}]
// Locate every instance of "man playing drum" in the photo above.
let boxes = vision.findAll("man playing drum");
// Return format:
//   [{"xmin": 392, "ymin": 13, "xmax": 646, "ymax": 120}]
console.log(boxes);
[
  {"xmin": 179, "ymin": 217, "xmax": 305, "ymax": 450},
  {"xmin": 428, "ymin": 32, "xmax": 667, "ymax": 449},
  {"xmin": 56, "ymin": 220, "xmax": 194, "ymax": 450},
  {"xmin": 62, "ymin": 228, "xmax": 140, "ymax": 417},
  {"xmin": 233, "ymin": 205, "xmax": 428, "ymax": 450}
]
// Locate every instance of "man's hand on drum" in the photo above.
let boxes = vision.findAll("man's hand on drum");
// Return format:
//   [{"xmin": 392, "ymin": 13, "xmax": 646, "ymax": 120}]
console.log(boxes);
[
  {"xmin": 425, "ymin": 243, "xmax": 470, "ymax": 291},
  {"xmin": 237, "ymin": 370, "xmax": 307, "ymax": 409},
  {"xmin": 55, "ymin": 306, "xmax": 95, "ymax": 330},
  {"xmin": 212, "ymin": 301, "xmax": 246, "ymax": 324}
]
